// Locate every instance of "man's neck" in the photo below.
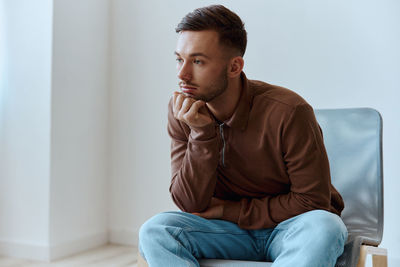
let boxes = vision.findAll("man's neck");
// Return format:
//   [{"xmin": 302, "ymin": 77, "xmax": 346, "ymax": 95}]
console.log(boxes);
[{"xmin": 206, "ymin": 76, "xmax": 242, "ymax": 123}]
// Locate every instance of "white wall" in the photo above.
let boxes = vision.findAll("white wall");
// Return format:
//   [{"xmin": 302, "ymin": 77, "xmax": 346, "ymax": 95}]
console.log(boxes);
[
  {"xmin": 109, "ymin": 0, "xmax": 179, "ymax": 244},
  {"xmin": 109, "ymin": 0, "xmax": 400, "ymax": 266},
  {"xmin": 0, "ymin": 0, "xmax": 110, "ymax": 261},
  {"xmin": 0, "ymin": 0, "xmax": 4, "ymax": 112},
  {"xmin": 0, "ymin": 0, "xmax": 52, "ymax": 259},
  {"xmin": 49, "ymin": 0, "xmax": 110, "ymax": 260}
]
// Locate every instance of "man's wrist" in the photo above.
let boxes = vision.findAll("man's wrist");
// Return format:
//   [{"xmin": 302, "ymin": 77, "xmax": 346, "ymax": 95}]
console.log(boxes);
[{"xmin": 190, "ymin": 122, "xmax": 217, "ymax": 140}]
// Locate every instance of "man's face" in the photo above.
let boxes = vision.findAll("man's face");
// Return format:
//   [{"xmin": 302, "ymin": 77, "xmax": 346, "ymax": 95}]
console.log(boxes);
[{"xmin": 175, "ymin": 30, "xmax": 230, "ymax": 102}]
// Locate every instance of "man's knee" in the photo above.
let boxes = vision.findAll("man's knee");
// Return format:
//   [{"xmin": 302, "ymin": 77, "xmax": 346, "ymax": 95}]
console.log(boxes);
[
  {"xmin": 139, "ymin": 211, "xmax": 182, "ymax": 257},
  {"xmin": 140, "ymin": 211, "xmax": 181, "ymax": 240},
  {"xmin": 300, "ymin": 210, "xmax": 348, "ymax": 247}
]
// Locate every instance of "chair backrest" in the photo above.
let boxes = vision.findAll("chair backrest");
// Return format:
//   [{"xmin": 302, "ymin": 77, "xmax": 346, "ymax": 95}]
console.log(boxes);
[{"xmin": 315, "ymin": 108, "xmax": 383, "ymax": 246}]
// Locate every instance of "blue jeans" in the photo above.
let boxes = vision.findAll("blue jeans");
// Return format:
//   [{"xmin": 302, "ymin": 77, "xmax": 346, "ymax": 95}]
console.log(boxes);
[{"xmin": 139, "ymin": 210, "xmax": 348, "ymax": 267}]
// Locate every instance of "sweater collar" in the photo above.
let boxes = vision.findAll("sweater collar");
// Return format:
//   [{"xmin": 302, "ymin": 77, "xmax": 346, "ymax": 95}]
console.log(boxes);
[{"xmin": 223, "ymin": 72, "xmax": 252, "ymax": 130}]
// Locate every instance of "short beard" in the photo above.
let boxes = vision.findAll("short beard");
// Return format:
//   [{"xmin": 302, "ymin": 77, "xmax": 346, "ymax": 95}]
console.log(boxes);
[{"xmin": 197, "ymin": 67, "xmax": 229, "ymax": 102}]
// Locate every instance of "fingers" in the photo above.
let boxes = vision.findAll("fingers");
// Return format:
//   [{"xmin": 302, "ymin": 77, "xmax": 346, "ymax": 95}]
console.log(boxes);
[
  {"xmin": 192, "ymin": 210, "xmax": 211, "ymax": 219},
  {"xmin": 173, "ymin": 93, "xmax": 185, "ymax": 117},
  {"xmin": 172, "ymin": 92, "xmax": 178, "ymax": 114},
  {"xmin": 173, "ymin": 92, "xmax": 197, "ymax": 120},
  {"xmin": 183, "ymin": 100, "xmax": 205, "ymax": 121},
  {"xmin": 178, "ymin": 98, "xmax": 195, "ymax": 119},
  {"xmin": 172, "ymin": 92, "xmax": 212, "ymax": 127}
]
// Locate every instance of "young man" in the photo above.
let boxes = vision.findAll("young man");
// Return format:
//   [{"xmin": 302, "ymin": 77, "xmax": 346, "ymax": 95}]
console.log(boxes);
[{"xmin": 139, "ymin": 5, "xmax": 347, "ymax": 267}]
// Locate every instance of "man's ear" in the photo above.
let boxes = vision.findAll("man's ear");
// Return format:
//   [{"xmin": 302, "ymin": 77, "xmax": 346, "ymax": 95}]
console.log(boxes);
[{"xmin": 227, "ymin": 56, "xmax": 244, "ymax": 78}]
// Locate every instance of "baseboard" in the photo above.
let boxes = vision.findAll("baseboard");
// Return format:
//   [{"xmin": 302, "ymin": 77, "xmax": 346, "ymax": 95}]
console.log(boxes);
[
  {"xmin": 49, "ymin": 231, "xmax": 108, "ymax": 261},
  {"xmin": 109, "ymin": 228, "xmax": 139, "ymax": 247},
  {"xmin": 0, "ymin": 239, "xmax": 50, "ymax": 261},
  {"xmin": 0, "ymin": 231, "xmax": 108, "ymax": 261}
]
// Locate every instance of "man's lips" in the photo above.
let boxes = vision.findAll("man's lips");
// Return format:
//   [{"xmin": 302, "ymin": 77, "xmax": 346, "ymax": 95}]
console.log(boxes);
[
  {"xmin": 181, "ymin": 86, "xmax": 197, "ymax": 90},
  {"xmin": 179, "ymin": 81, "xmax": 198, "ymax": 95},
  {"xmin": 180, "ymin": 83, "xmax": 197, "ymax": 93},
  {"xmin": 179, "ymin": 81, "xmax": 198, "ymax": 89},
  {"xmin": 181, "ymin": 87, "xmax": 197, "ymax": 94}
]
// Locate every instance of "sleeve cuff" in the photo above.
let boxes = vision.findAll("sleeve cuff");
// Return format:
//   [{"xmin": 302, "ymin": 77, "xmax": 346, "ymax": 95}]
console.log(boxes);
[
  {"xmin": 221, "ymin": 200, "xmax": 241, "ymax": 224},
  {"xmin": 190, "ymin": 123, "xmax": 217, "ymax": 140}
]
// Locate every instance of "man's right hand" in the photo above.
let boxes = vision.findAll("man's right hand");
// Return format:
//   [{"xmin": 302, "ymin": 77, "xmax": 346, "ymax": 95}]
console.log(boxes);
[{"xmin": 172, "ymin": 92, "xmax": 213, "ymax": 128}]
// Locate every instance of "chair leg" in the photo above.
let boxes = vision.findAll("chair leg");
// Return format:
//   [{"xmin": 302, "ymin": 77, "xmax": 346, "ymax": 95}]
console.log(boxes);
[
  {"xmin": 372, "ymin": 254, "xmax": 388, "ymax": 267},
  {"xmin": 138, "ymin": 251, "xmax": 149, "ymax": 267},
  {"xmin": 356, "ymin": 245, "xmax": 388, "ymax": 267}
]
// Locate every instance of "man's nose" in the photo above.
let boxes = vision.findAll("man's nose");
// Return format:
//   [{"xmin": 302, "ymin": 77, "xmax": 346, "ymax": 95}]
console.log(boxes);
[{"xmin": 177, "ymin": 62, "xmax": 192, "ymax": 81}]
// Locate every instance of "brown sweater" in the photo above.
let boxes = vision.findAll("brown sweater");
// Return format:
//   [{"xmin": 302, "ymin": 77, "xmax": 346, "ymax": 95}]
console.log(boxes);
[{"xmin": 167, "ymin": 72, "xmax": 344, "ymax": 230}]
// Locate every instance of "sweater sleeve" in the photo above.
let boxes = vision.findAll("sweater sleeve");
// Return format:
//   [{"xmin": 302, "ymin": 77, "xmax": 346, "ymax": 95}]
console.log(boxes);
[
  {"xmin": 167, "ymin": 98, "xmax": 220, "ymax": 212},
  {"xmin": 220, "ymin": 103, "xmax": 333, "ymax": 229}
]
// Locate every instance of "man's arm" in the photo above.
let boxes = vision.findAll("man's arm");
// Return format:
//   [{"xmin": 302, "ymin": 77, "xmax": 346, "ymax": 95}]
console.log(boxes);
[
  {"xmin": 195, "ymin": 104, "xmax": 334, "ymax": 229},
  {"xmin": 167, "ymin": 93, "xmax": 220, "ymax": 212}
]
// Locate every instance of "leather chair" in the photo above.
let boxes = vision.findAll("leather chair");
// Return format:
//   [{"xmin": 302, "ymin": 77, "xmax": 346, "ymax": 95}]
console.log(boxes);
[{"xmin": 138, "ymin": 108, "xmax": 387, "ymax": 267}]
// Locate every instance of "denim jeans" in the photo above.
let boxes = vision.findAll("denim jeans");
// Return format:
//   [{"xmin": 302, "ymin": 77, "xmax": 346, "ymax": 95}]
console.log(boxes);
[{"xmin": 139, "ymin": 209, "xmax": 348, "ymax": 267}]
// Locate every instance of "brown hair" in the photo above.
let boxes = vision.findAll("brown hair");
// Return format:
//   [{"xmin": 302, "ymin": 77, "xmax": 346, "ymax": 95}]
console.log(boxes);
[{"xmin": 175, "ymin": 5, "xmax": 247, "ymax": 57}]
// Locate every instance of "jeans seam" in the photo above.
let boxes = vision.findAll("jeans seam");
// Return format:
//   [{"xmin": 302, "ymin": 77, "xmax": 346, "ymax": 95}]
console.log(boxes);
[
  {"xmin": 173, "ymin": 228, "xmax": 195, "ymax": 267},
  {"xmin": 185, "ymin": 229, "xmax": 251, "ymax": 236},
  {"xmin": 181, "ymin": 226, "xmax": 250, "ymax": 236}
]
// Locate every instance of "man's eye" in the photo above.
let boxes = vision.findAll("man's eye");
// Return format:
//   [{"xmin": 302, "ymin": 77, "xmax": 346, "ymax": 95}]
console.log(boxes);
[
  {"xmin": 193, "ymin": 59, "xmax": 202, "ymax": 65},
  {"xmin": 176, "ymin": 58, "xmax": 183, "ymax": 63}
]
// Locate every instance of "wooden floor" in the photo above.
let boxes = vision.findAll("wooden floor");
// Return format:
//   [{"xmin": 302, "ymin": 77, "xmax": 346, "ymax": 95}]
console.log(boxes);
[{"xmin": 0, "ymin": 244, "xmax": 138, "ymax": 267}]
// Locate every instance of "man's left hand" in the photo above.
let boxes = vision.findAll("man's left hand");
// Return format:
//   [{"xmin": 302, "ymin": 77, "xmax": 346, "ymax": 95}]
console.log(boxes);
[{"xmin": 192, "ymin": 197, "xmax": 226, "ymax": 219}]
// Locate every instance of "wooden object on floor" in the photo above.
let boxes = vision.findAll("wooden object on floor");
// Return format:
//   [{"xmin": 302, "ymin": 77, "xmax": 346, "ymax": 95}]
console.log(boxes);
[{"xmin": 356, "ymin": 245, "xmax": 388, "ymax": 267}]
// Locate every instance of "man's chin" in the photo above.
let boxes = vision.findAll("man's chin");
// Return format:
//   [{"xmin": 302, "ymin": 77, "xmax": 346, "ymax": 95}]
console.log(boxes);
[{"xmin": 182, "ymin": 92, "xmax": 207, "ymax": 102}]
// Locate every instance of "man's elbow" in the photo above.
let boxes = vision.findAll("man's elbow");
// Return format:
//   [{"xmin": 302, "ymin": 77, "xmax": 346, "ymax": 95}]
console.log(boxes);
[
  {"xmin": 296, "ymin": 193, "xmax": 331, "ymax": 212},
  {"xmin": 171, "ymin": 193, "xmax": 209, "ymax": 213}
]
